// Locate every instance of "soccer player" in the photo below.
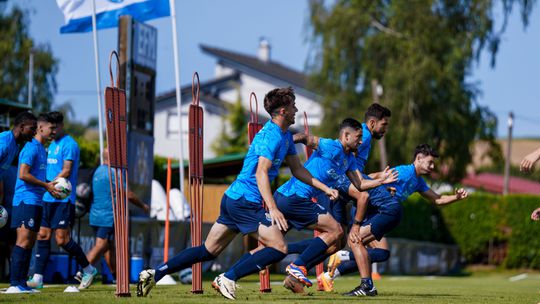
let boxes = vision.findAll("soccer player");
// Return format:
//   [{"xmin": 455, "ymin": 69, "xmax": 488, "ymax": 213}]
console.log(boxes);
[
  {"xmin": 322, "ymin": 144, "xmax": 469, "ymax": 296},
  {"xmin": 519, "ymin": 146, "xmax": 540, "ymax": 221},
  {"xmin": 6, "ymin": 114, "xmax": 60, "ymax": 294},
  {"xmin": 137, "ymin": 87, "xmax": 337, "ymax": 300},
  {"xmin": 27, "ymin": 112, "xmax": 97, "ymax": 290},
  {"xmin": 82, "ymin": 148, "xmax": 149, "ymax": 282}
]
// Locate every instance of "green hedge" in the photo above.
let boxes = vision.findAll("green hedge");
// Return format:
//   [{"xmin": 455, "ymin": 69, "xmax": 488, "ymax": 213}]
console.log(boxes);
[{"xmin": 389, "ymin": 193, "xmax": 540, "ymax": 269}]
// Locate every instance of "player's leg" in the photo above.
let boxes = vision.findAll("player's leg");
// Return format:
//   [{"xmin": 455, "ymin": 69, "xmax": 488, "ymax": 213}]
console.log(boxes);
[
  {"xmin": 27, "ymin": 203, "xmax": 52, "ymax": 289},
  {"xmin": 343, "ymin": 224, "xmax": 377, "ymax": 296}
]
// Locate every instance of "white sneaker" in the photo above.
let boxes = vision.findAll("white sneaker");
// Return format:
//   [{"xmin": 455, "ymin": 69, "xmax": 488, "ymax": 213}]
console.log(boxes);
[
  {"xmin": 214, "ymin": 273, "xmax": 236, "ymax": 300},
  {"xmin": 136, "ymin": 269, "xmax": 156, "ymax": 297},
  {"xmin": 78, "ymin": 267, "xmax": 98, "ymax": 289},
  {"xmin": 4, "ymin": 286, "xmax": 31, "ymax": 294}
]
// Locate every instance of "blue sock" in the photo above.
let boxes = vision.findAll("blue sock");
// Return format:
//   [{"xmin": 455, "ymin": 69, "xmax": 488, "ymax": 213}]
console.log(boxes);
[
  {"xmin": 21, "ymin": 248, "xmax": 33, "ymax": 287},
  {"xmin": 367, "ymin": 248, "xmax": 390, "ymax": 263},
  {"xmin": 224, "ymin": 247, "xmax": 285, "ymax": 281},
  {"xmin": 62, "ymin": 239, "xmax": 90, "ymax": 268},
  {"xmin": 336, "ymin": 260, "xmax": 358, "ymax": 276},
  {"xmin": 154, "ymin": 245, "xmax": 215, "ymax": 282},
  {"xmin": 306, "ymin": 253, "xmax": 330, "ymax": 270},
  {"xmin": 294, "ymin": 237, "xmax": 328, "ymax": 267},
  {"xmin": 34, "ymin": 240, "xmax": 51, "ymax": 275},
  {"xmin": 287, "ymin": 239, "xmax": 315, "ymax": 254},
  {"xmin": 10, "ymin": 246, "xmax": 25, "ymax": 286},
  {"xmin": 361, "ymin": 277, "xmax": 373, "ymax": 289},
  {"xmin": 228, "ymin": 252, "xmax": 252, "ymax": 270}
]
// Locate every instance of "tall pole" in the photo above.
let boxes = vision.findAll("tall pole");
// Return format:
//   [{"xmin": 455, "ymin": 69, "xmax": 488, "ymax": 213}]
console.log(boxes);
[
  {"xmin": 503, "ymin": 111, "xmax": 514, "ymax": 195},
  {"xmin": 27, "ymin": 52, "xmax": 33, "ymax": 108},
  {"xmin": 92, "ymin": 0, "xmax": 104, "ymax": 165},
  {"xmin": 371, "ymin": 79, "xmax": 387, "ymax": 170},
  {"xmin": 169, "ymin": 0, "xmax": 185, "ymax": 191}
]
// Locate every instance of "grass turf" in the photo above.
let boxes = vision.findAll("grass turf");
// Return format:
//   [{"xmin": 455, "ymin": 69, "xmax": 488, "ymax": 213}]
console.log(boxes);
[{"xmin": 0, "ymin": 272, "xmax": 539, "ymax": 304}]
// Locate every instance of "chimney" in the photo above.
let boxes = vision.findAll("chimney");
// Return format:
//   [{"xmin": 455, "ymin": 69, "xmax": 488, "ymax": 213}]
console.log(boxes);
[{"xmin": 258, "ymin": 37, "xmax": 271, "ymax": 62}]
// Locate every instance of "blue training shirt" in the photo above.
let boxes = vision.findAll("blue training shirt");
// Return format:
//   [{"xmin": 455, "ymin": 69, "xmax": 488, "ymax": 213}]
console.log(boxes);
[
  {"xmin": 225, "ymin": 120, "xmax": 297, "ymax": 204},
  {"xmin": 12, "ymin": 139, "xmax": 47, "ymax": 207},
  {"xmin": 355, "ymin": 123, "xmax": 372, "ymax": 173},
  {"xmin": 386, "ymin": 164, "xmax": 430, "ymax": 203},
  {"xmin": 0, "ymin": 131, "xmax": 19, "ymax": 179},
  {"xmin": 277, "ymin": 138, "xmax": 357, "ymax": 199},
  {"xmin": 89, "ymin": 165, "xmax": 116, "ymax": 227},
  {"xmin": 43, "ymin": 135, "xmax": 80, "ymax": 203},
  {"xmin": 361, "ymin": 172, "xmax": 399, "ymax": 208}
]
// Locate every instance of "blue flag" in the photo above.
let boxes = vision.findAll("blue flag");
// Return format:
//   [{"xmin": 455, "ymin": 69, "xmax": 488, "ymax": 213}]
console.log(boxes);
[{"xmin": 56, "ymin": 0, "xmax": 170, "ymax": 34}]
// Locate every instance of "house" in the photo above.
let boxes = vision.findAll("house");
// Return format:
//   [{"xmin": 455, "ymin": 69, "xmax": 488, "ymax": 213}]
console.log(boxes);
[{"xmin": 153, "ymin": 40, "xmax": 323, "ymax": 160}]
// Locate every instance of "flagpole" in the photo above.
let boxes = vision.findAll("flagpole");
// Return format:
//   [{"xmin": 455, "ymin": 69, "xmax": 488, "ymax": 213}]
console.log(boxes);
[
  {"xmin": 169, "ymin": 0, "xmax": 185, "ymax": 191},
  {"xmin": 92, "ymin": 0, "xmax": 104, "ymax": 165}
]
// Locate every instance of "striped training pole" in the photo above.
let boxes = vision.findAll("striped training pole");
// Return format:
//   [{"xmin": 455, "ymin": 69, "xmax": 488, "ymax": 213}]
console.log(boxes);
[
  {"xmin": 304, "ymin": 112, "xmax": 325, "ymax": 291},
  {"xmin": 188, "ymin": 72, "xmax": 204, "ymax": 294},
  {"xmin": 249, "ymin": 93, "xmax": 271, "ymax": 293},
  {"xmin": 104, "ymin": 50, "xmax": 130, "ymax": 297}
]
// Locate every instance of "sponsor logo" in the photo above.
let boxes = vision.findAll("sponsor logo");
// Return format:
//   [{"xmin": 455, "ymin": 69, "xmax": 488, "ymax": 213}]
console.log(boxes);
[
  {"xmin": 59, "ymin": 220, "xmax": 66, "ymax": 225},
  {"xmin": 47, "ymin": 158, "xmax": 58, "ymax": 164}
]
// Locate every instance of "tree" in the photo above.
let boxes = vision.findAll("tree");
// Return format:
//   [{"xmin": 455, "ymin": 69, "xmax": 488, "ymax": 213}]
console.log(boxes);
[
  {"xmin": 0, "ymin": 7, "xmax": 58, "ymax": 113},
  {"xmin": 307, "ymin": 0, "xmax": 534, "ymax": 181},
  {"xmin": 211, "ymin": 93, "xmax": 248, "ymax": 156}
]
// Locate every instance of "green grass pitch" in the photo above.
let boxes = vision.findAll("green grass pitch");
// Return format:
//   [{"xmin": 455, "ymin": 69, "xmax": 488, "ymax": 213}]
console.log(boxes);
[{"xmin": 1, "ymin": 272, "xmax": 539, "ymax": 303}]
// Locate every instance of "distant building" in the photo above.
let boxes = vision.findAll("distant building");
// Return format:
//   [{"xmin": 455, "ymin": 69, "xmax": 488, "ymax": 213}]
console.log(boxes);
[{"xmin": 153, "ymin": 40, "xmax": 323, "ymax": 160}]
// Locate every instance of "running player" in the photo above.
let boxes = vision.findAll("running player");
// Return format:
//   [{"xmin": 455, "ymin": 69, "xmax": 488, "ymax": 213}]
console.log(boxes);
[
  {"xmin": 137, "ymin": 87, "xmax": 337, "ymax": 300},
  {"xmin": 6, "ymin": 114, "xmax": 60, "ymax": 293}
]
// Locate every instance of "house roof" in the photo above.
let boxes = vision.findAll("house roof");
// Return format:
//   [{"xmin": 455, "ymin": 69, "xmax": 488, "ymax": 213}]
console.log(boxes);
[
  {"xmin": 0, "ymin": 99, "xmax": 31, "ymax": 112},
  {"xmin": 461, "ymin": 172, "xmax": 540, "ymax": 195},
  {"xmin": 200, "ymin": 44, "xmax": 309, "ymax": 90}
]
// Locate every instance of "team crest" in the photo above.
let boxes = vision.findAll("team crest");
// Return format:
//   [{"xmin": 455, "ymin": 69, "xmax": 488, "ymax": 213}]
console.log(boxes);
[
  {"xmin": 265, "ymin": 212, "xmax": 272, "ymax": 222},
  {"xmin": 28, "ymin": 218, "xmax": 34, "ymax": 227}
]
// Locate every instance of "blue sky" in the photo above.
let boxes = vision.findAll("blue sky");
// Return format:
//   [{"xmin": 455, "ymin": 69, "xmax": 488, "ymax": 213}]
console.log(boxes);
[{"xmin": 8, "ymin": 0, "xmax": 540, "ymax": 138}]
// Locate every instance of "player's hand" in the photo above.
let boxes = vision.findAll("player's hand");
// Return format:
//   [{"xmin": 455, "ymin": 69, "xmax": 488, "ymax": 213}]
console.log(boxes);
[
  {"xmin": 325, "ymin": 188, "xmax": 339, "ymax": 201},
  {"xmin": 455, "ymin": 188, "xmax": 468, "ymax": 200},
  {"xmin": 531, "ymin": 207, "xmax": 540, "ymax": 221},
  {"xmin": 46, "ymin": 182, "xmax": 62, "ymax": 198},
  {"xmin": 520, "ymin": 150, "xmax": 540, "ymax": 173},
  {"xmin": 142, "ymin": 204, "xmax": 150, "ymax": 214},
  {"xmin": 348, "ymin": 224, "xmax": 361, "ymax": 243},
  {"xmin": 380, "ymin": 166, "xmax": 398, "ymax": 185},
  {"xmin": 268, "ymin": 208, "xmax": 288, "ymax": 231}
]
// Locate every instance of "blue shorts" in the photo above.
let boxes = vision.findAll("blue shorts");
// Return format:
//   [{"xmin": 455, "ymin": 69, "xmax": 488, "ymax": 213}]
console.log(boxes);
[
  {"xmin": 358, "ymin": 203, "xmax": 402, "ymax": 240},
  {"xmin": 275, "ymin": 192, "xmax": 328, "ymax": 231},
  {"xmin": 92, "ymin": 226, "xmax": 114, "ymax": 241},
  {"xmin": 41, "ymin": 201, "xmax": 75, "ymax": 229},
  {"xmin": 314, "ymin": 194, "xmax": 347, "ymax": 225},
  {"xmin": 11, "ymin": 202, "xmax": 43, "ymax": 232},
  {"xmin": 216, "ymin": 194, "xmax": 272, "ymax": 235}
]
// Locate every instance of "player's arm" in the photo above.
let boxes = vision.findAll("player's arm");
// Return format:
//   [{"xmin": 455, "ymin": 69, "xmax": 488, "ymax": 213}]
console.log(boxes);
[
  {"xmin": 256, "ymin": 156, "xmax": 288, "ymax": 231},
  {"xmin": 349, "ymin": 189, "xmax": 369, "ymax": 243},
  {"xmin": 346, "ymin": 170, "xmax": 362, "ymax": 192},
  {"xmin": 292, "ymin": 133, "xmax": 320, "ymax": 150},
  {"xmin": 420, "ymin": 188, "xmax": 468, "ymax": 206},
  {"xmin": 56, "ymin": 160, "xmax": 73, "ymax": 179},
  {"xmin": 128, "ymin": 190, "xmax": 150, "ymax": 214},
  {"xmin": 286, "ymin": 154, "xmax": 338, "ymax": 200},
  {"xmin": 520, "ymin": 148, "xmax": 540, "ymax": 173},
  {"xmin": 19, "ymin": 163, "xmax": 61, "ymax": 197},
  {"xmin": 355, "ymin": 166, "xmax": 398, "ymax": 190}
]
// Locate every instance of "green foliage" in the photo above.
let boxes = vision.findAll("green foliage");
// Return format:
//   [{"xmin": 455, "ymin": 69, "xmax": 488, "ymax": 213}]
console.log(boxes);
[
  {"xmin": 397, "ymin": 193, "xmax": 540, "ymax": 268},
  {"xmin": 307, "ymin": 0, "xmax": 534, "ymax": 181},
  {"xmin": 75, "ymin": 136, "xmax": 100, "ymax": 169},
  {"xmin": 0, "ymin": 7, "xmax": 58, "ymax": 113},
  {"xmin": 211, "ymin": 93, "xmax": 248, "ymax": 156}
]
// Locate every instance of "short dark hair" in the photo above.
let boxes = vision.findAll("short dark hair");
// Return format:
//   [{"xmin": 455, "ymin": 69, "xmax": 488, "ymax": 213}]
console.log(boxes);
[
  {"xmin": 263, "ymin": 87, "xmax": 295, "ymax": 116},
  {"xmin": 13, "ymin": 111, "xmax": 37, "ymax": 126},
  {"xmin": 414, "ymin": 144, "xmax": 439, "ymax": 159},
  {"xmin": 48, "ymin": 111, "xmax": 64, "ymax": 124},
  {"xmin": 365, "ymin": 103, "xmax": 391, "ymax": 121},
  {"xmin": 339, "ymin": 118, "xmax": 363, "ymax": 132},
  {"xmin": 37, "ymin": 113, "xmax": 53, "ymax": 123}
]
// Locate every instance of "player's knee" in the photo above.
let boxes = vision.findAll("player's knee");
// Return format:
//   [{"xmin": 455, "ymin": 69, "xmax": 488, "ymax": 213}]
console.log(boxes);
[
  {"xmin": 55, "ymin": 233, "xmax": 70, "ymax": 246},
  {"xmin": 37, "ymin": 231, "xmax": 50, "ymax": 240},
  {"xmin": 272, "ymin": 242, "xmax": 288, "ymax": 255}
]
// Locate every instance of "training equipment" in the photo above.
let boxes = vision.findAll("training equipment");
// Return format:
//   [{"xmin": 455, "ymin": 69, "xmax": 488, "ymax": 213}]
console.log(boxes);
[
  {"xmin": 104, "ymin": 51, "xmax": 130, "ymax": 297},
  {"xmin": 179, "ymin": 268, "xmax": 192, "ymax": 284},
  {"xmin": 54, "ymin": 177, "xmax": 72, "ymax": 200},
  {"xmin": 188, "ymin": 73, "xmax": 204, "ymax": 294},
  {"xmin": 0, "ymin": 205, "xmax": 8, "ymax": 228},
  {"xmin": 249, "ymin": 93, "xmax": 272, "ymax": 293}
]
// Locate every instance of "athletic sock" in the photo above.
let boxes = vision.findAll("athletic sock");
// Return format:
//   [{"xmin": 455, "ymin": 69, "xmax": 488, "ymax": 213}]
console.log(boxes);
[
  {"xmin": 228, "ymin": 252, "xmax": 252, "ymax": 270},
  {"xmin": 154, "ymin": 245, "xmax": 215, "ymax": 282},
  {"xmin": 224, "ymin": 247, "xmax": 286, "ymax": 281},
  {"xmin": 34, "ymin": 240, "xmax": 51, "ymax": 277},
  {"xmin": 336, "ymin": 260, "xmax": 358, "ymax": 276},
  {"xmin": 306, "ymin": 253, "xmax": 330, "ymax": 271},
  {"xmin": 293, "ymin": 237, "xmax": 328, "ymax": 267},
  {"xmin": 367, "ymin": 248, "xmax": 390, "ymax": 263},
  {"xmin": 10, "ymin": 246, "xmax": 25, "ymax": 286},
  {"xmin": 62, "ymin": 239, "xmax": 90, "ymax": 268},
  {"xmin": 287, "ymin": 239, "xmax": 315, "ymax": 254},
  {"xmin": 361, "ymin": 277, "xmax": 374, "ymax": 289},
  {"xmin": 20, "ymin": 248, "xmax": 33, "ymax": 287},
  {"xmin": 83, "ymin": 264, "xmax": 95, "ymax": 274}
]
